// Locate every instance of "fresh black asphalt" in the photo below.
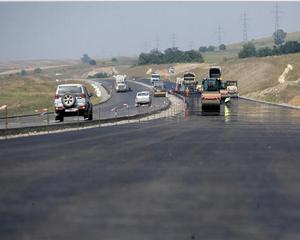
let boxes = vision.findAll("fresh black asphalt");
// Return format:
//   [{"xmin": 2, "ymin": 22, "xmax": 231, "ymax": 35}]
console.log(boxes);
[{"xmin": 1, "ymin": 95, "xmax": 300, "ymax": 239}]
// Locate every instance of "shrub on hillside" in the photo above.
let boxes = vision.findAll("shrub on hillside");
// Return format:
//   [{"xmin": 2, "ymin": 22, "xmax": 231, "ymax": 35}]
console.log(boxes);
[{"xmin": 238, "ymin": 42, "xmax": 256, "ymax": 58}]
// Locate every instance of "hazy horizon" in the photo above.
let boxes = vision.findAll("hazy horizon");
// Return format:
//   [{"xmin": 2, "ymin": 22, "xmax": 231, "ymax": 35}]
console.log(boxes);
[{"xmin": 1, "ymin": 1, "xmax": 300, "ymax": 61}]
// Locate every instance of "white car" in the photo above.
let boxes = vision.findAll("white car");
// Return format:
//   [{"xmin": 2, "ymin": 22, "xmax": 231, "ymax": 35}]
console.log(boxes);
[{"xmin": 135, "ymin": 91, "xmax": 151, "ymax": 107}]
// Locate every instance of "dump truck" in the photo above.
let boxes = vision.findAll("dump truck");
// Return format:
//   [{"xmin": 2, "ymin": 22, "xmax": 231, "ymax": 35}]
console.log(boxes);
[
  {"xmin": 226, "ymin": 80, "xmax": 239, "ymax": 97},
  {"xmin": 201, "ymin": 78, "xmax": 222, "ymax": 111},
  {"xmin": 183, "ymin": 72, "xmax": 197, "ymax": 92}
]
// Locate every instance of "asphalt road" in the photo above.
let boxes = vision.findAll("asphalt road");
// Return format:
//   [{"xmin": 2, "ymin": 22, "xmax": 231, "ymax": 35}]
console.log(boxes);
[
  {"xmin": 1, "ymin": 96, "xmax": 300, "ymax": 240},
  {"xmin": 0, "ymin": 79, "xmax": 169, "ymax": 129}
]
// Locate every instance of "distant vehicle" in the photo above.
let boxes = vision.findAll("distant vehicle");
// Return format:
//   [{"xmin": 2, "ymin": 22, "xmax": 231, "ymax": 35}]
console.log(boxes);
[
  {"xmin": 54, "ymin": 84, "xmax": 93, "ymax": 122},
  {"xmin": 209, "ymin": 66, "xmax": 221, "ymax": 78},
  {"xmin": 226, "ymin": 80, "xmax": 239, "ymax": 97},
  {"xmin": 201, "ymin": 78, "xmax": 221, "ymax": 111},
  {"xmin": 153, "ymin": 82, "xmax": 167, "ymax": 97},
  {"xmin": 168, "ymin": 66, "xmax": 175, "ymax": 74},
  {"xmin": 183, "ymin": 72, "xmax": 197, "ymax": 92},
  {"xmin": 175, "ymin": 77, "xmax": 184, "ymax": 94},
  {"xmin": 135, "ymin": 91, "xmax": 151, "ymax": 107},
  {"xmin": 114, "ymin": 75, "xmax": 129, "ymax": 92},
  {"xmin": 150, "ymin": 73, "xmax": 161, "ymax": 84},
  {"xmin": 220, "ymin": 80, "xmax": 229, "ymax": 100},
  {"xmin": 196, "ymin": 83, "xmax": 203, "ymax": 93}
]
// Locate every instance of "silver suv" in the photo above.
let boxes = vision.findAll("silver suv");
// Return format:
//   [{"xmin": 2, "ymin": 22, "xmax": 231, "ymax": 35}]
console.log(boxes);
[{"xmin": 54, "ymin": 84, "xmax": 93, "ymax": 122}]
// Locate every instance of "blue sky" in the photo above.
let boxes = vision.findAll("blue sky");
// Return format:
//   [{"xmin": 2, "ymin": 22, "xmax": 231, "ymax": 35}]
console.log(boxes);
[{"xmin": 0, "ymin": 1, "xmax": 300, "ymax": 60}]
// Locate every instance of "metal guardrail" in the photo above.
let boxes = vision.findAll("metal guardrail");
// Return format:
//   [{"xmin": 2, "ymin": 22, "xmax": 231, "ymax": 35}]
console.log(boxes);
[{"xmin": 0, "ymin": 98, "xmax": 173, "ymax": 138}]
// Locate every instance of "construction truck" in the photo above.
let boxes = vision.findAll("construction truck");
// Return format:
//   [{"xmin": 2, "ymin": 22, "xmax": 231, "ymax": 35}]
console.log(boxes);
[
  {"xmin": 208, "ymin": 66, "xmax": 228, "ymax": 100},
  {"xmin": 226, "ymin": 80, "xmax": 239, "ymax": 97},
  {"xmin": 201, "ymin": 78, "xmax": 222, "ymax": 111},
  {"xmin": 183, "ymin": 72, "xmax": 197, "ymax": 92}
]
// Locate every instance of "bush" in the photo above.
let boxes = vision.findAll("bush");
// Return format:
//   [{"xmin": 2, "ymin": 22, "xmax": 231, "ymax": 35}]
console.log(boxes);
[
  {"xmin": 256, "ymin": 47, "xmax": 274, "ymax": 57},
  {"xmin": 89, "ymin": 59, "xmax": 97, "ymax": 65},
  {"xmin": 199, "ymin": 46, "xmax": 208, "ymax": 52},
  {"xmin": 219, "ymin": 44, "xmax": 226, "ymax": 51},
  {"xmin": 33, "ymin": 68, "xmax": 42, "ymax": 74},
  {"xmin": 273, "ymin": 29, "xmax": 287, "ymax": 45},
  {"xmin": 238, "ymin": 42, "xmax": 256, "ymax": 58},
  {"xmin": 81, "ymin": 54, "xmax": 91, "ymax": 64},
  {"xmin": 111, "ymin": 57, "xmax": 118, "ymax": 62},
  {"xmin": 19, "ymin": 70, "xmax": 27, "ymax": 76},
  {"xmin": 207, "ymin": 45, "xmax": 215, "ymax": 52}
]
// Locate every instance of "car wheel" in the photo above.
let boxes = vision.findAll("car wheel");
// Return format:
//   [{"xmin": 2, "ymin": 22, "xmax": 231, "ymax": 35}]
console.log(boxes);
[{"xmin": 62, "ymin": 93, "xmax": 75, "ymax": 108}]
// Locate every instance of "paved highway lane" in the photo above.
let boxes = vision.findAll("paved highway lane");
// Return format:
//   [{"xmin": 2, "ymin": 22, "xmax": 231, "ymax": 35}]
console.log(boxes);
[
  {"xmin": 0, "ymin": 79, "xmax": 169, "ymax": 129},
  {"xmin": 1, "ymin": 97, "xmax": 300, "ymax": 239}
]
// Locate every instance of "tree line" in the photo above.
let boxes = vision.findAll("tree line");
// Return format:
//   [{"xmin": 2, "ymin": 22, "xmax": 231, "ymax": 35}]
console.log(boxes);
[
  {"xmin": 238, "ymin": 41, "xmax": 300, "ymax": 59},
  {"xmin": 238, "ymin": 29, "xmax": 300, "ymax": 58},
  {"xmin": 138, "ymin": 48, "xmax": 204, "ymax": 65}
]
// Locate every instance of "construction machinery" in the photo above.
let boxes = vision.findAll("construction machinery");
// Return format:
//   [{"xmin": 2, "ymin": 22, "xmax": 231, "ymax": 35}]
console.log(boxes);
[
  {"xmin": 183, "ymin": 72, "xmax": 197, "ymax": 92},
  {"xmin": 201, "ymin": 78, "xmax": 222, "ymax": 111}
]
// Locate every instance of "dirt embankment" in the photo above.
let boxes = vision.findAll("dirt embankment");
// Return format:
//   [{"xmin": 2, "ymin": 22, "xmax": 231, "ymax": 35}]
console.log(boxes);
[{"xmin": 221, "ymin": 53, "xmax": 300, "ymax": 106}]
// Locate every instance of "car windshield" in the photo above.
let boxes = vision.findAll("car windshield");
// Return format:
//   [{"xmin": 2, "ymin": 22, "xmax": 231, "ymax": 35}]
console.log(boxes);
[
  {"xmin": 203, "ymin": 79, "xmax": 220, "ymax": 91},
  {"xmin": 152, "ymin": 75, "xmax": 160, "ymax": 78},
  {"xmin": 58, "ymin": 86, "xmax": 82, "ymax": 94},
  {"xmin": 227, "ymin": 81, "xmax": 237, "ymax": 86},
  {"xmin": 138, "ymin": 92, "xmax": 149, "ymax": 96}
]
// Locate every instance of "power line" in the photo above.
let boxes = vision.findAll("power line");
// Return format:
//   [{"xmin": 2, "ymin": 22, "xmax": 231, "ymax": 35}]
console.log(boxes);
[
  {"xmin": 155, "ymin": 36, "xmax": 160, "ymax": 50},
  {"xmin": 171, "ymin": 33, "xmax": 176, "ymax": 48},
  {"xmin": 274, "ymin": 2, "xmax": 280, "ymax": 32},
  {"xmin": 144, "ymin": 41, "xmax": 148, "ymax": 53},
  {"xmin": 272, "ymin": 2, "xmax": 283, "ymax": 42},
  {"xmin": 216, "ymin": 24, "xmax": 223, "ymax": 45},
  {"xmin": 242, "ymin": 12, "xmax": 248, "ymax": 43},
  {"xmin": 188, "ymin": 41, "xmax": 194, "ymax": 50}
]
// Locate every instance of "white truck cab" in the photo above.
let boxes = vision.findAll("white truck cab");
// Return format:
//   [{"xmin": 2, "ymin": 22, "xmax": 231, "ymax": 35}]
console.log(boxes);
[
  {"xmin": 150, "ymin": 73, "xmax": 161, "ymax": 84},
  {"xmin": 115, "ymin": 75, "xmax": 129, "ymax": 92}
]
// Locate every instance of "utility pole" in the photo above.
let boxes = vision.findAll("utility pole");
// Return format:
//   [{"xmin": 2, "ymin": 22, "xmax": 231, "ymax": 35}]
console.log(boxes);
[
  {"xmin": 216, "ymin": 24, "xmax": 223, "ymax": 46},
  {"xmin": 155, "ymin": 36, "xmax": 160, "ymax": 50},
  {"xmin": 171, "ymin": 33, "xmax": 176, "ymax": 48},
  {"xmin": 242, "ymin": 12, "xmax": 248, "ymax": 43},
  {"xmin": 188, "ymin": 41, "xmax": 194, "ymax": 50},
  {"xmin": 272, "ymin": 2, "xmax": 282, "ymax": 41},
  {"xmin": 274, "ymin": 2, "xmax": 280, "ymax": 33},
  {"xmin": 144, "ymin": 41, "xmax": 148, "ymax": 53}
]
